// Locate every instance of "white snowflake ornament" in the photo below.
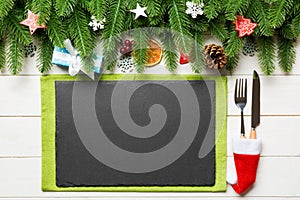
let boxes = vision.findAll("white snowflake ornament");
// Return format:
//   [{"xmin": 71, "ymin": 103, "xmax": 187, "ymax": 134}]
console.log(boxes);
[
  {"xmin": 118, "ymin": 56, "xmax": 135, "ymax": 73},
  {"xmin": 185, "ymin": 1, "xmax": 204, "ymax": 18},
  {"xmin": 89, "ymin": 16, "xmax": 105, "ymax": 31}
]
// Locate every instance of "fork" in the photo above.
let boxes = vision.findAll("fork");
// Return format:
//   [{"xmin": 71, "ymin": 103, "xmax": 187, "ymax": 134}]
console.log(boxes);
[{"xmin": 234, "ymin": 79, "xmax": 247, "ymax": 138}]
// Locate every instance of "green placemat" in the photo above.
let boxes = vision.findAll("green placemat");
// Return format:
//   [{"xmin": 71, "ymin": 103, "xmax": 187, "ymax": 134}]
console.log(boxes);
[{"xmin": 41, "ymin": 74, "xmax": 227, "ymax": 192}]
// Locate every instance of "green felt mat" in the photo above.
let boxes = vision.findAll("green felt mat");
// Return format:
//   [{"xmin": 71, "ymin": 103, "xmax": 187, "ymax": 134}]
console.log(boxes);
[{"xmin": 41, "ymin": 74, "xmax": 227, "ymax": 192}]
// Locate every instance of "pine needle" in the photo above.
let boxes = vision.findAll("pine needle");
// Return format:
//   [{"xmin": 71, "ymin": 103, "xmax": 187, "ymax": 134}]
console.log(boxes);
[
  {"xmin": 0, "ymin": 39, "xmax": 6, "ymax": 69},
  {"xmin": 47, "ymin": 10, "xmax": 67, "ymax": 48},
  {"xmin": 6, "ymin": 35, "xmax": 24, "ymax": 75},
  {"xmin": 32, "ymin": 0, "xmax": 52, "ymax": 25},
  {"xmin": 55, "ymin": 0, "xmax": 77, "ymax": 17},
  {"xmin": 257, "ymin": 36, "xmax": 276, "ymax": 75},
  {"xmin": 162, "ymin": 30, "xmax": 178, "ymax": 72},
  {"xmin": 132, "ymin": 28, "xmax": 149, "ymax": 73},
  {"xmin": 37, "ymin": 35, "xmax": 54, "ymax": 73},
  {"xmin": 189, "ymin": 32, "xmax": 204, "ymax": 73},
  {"xmin": 278, "ymin": 35, "xmax": 296, "ymax": 73},
  {"xmin": 268, "ymin": 0, "xmax": 293, "ymax": 28},
  {"xmin": 0, "ymin": 0, "xmax": 15, "ymax": 19},
  {"xmin": 89, "ymin": 0, "xmax": 107, "ymax": 21},
  {"xmin": 168, "ymin": 0, "xmax": 191, "ymax": 53}
]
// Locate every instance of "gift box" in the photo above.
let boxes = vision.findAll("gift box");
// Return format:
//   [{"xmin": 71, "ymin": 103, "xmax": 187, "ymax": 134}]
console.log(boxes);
[{"xmin": 51, "ymin": 46, "xmax": 102, "ymax": 74}]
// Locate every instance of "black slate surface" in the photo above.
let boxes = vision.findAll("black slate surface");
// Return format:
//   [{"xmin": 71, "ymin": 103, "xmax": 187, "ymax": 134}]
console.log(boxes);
[{"xmin": 55, "ymin": 80, "xmax": 216, "ymax": 187}]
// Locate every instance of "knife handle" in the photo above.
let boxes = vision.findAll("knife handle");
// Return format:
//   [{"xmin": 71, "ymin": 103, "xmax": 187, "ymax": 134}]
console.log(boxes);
[{"xmin": 250, "ymin": 128, "xmax": 256, "ymax": 139}]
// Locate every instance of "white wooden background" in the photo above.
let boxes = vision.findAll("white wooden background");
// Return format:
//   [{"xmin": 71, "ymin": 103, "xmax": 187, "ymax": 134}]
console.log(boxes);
[{"xmin": 1, "ymin": 36, "xmax": 300, "ymax": 200}]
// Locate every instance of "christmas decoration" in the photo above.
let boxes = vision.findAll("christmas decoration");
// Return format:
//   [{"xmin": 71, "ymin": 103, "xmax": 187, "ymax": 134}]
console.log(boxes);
[
  {"xmin": 185, "ymin": 1, "xmax": 204, "ymax": 18},
  {"xmin": 143, "ymin": 39, "xmax": 162, "ymax": 67},
  {"xmin": 24, "ymin": 43, "xmax": 37, "ymax": 58},
  {"xmin": 179, "ymin": 52, "xmax": 189, "ymax": 64},
  {"xmin": 242, "ymin": 38, "xmax": 256, "ymax": 57},
  {"xmin": 0, "ymin": 0, "xmax": 299, "ymax": 75},
  {"xmin": 117, "ymin": 55, "xmax": 135, "ymax": 73},
  {"xmin": 227, "ymin": 138, "xmax": 262, "ymax": 194},
  {"xmin": 88, "ymin": 16, "xmax": 105, "ymax": 31},
  {"xmin": 130, "ymin": 3, "xmax": 147, "ymax": 20},
  {"xmin": 233, "ymin": 15, "xmax": 257, "ymax": 38},
  {"xmin": 51, "ymin": 39, "xmax": 102, "ymax": 78},
  {"xmin": 205, "ymin": 44, "xmax": 227, "ymax": 69},
  {"xmin": 20, "ymin": 10, "xmax": 46, "ymax": 35},
  {"xmin": 120, "ymin": 39, "xmax": 134, "ymax": 56}
]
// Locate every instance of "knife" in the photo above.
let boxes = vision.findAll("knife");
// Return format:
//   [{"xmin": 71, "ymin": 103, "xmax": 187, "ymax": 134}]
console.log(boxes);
[{"xmin": 250, "ymin": 70, "xmax": 260, "ymax": 139}]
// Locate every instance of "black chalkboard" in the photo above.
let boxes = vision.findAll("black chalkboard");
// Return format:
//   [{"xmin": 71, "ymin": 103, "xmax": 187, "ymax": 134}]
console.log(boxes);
[{"xmin": 55, "ymin": 80, "xmax": 216, "ymax": 187}]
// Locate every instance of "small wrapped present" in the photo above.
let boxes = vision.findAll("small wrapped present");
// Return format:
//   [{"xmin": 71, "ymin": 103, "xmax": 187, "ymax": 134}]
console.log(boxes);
[{"xmin": 51, "ymin": 40, "xmax": 103, "ymax": 77}]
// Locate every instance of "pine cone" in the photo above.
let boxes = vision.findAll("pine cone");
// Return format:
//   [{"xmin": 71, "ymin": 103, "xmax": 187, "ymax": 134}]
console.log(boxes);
[{"xmin": 204, "ymin": 44, "xmax": 227, "ymax": 69}]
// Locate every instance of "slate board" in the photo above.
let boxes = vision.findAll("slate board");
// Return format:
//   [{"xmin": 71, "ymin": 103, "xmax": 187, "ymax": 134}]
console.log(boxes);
[{"xmin": 55, "ymin": 80, "xmax": 216, "ymax": 187}]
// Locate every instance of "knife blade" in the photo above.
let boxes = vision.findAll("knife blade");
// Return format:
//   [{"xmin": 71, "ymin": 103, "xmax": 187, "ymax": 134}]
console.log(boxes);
[{"xmin": 250, "ymin": 70, "xmax": 260, "ymax": 139}]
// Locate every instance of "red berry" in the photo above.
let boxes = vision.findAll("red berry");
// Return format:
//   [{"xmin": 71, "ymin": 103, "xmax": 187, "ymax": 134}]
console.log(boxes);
[
  {"xmin": 125, "ymin": 40, "xmax": 131, "ymax": 46},
  {"xmin": 125, "ymin": 46, "xmax": 131, "ymax": 52},
  {"xmin": 120, "ymin": 47, "xmax": 126, "ymax": 54}
]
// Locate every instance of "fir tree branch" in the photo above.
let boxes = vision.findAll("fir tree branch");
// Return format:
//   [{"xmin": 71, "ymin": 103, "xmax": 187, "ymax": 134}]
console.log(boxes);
[
  {"xmin": 225, "ymin": 54, "xmax": 239, "ymax": 73},
  {"xmin": 189, "ymin": 32, "xmax": 204, "ymax": 73},
  {"xmin": 208, "ymin": 18, "xmax": 228, "ymax": 42},
  {"xmin": 257, "ymin": 36, "xmax": 276, "ymax": 75},
  {"xmin": 268, "ymin": 0, "xmax": 293, "ymax": 28},
  {"xmin": 224, "ymin": 29, "xmax": 245, "ymax": 58},
  {"xmin": 0, "ymin": 39, "xmax": 5, "ymax": 69},
  {"xmin": 168, "ymin": 0, "xmax": 191, "ymax": 53},
  {"xmin": 68, "ymin": 7, "xmax": 93, "ymax": 57},
  {"xmin": 162, "ymin": 31, "xmax": 178, "ymax": 72},
  {"xmin": 102, "ymin": 0, "xmax": 125, "ymax": 71},
  {"xmin": 0, "ymin": 0, "xmax": 15, "ymax": 19},
  {"xmin": 32, "ymin": 0, "xmax": 52, "ymax": 24},
  {"xmin": 89, "ymin": 0, "xmax": 107, "ymax": 21},
  {"xmin": 225, "ymin": 0, "xmax": 250, "ymax": 20},
  {"xmin": 278, "ymin": 35, "xmax": 296, "ymax": 73},
  {"xmin": 8, "ymin": 10, "xmax": 33, "ymax": 45},
  {"xmin": 37, "ymin": 35, "xmax": 54, "ymax": 73},
  {"xmin": 55, "ymin": 0, "xmax": 77, "ymax": 17},
  {"xmin": 6, "ymin": 35, "xmax": 24, "ymax": 75},
  {"xmin": 132, "ymin": 28, "xmax": 149, "ymax": 73},
  {"xmin": 203, "ymin": 0, "xmax": 221, "ymax": 20},
  {"xmin": 47, "ymin": 10, "xmax": 67, "ymax": 47},
  {"xmin": 249, "ymin": 0, "xmax": 273, "ymax": 36}
]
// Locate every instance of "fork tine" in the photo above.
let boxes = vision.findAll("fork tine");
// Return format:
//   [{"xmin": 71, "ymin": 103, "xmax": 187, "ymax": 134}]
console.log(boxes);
[
  {"xmin": 245, "ymin": 79, "xmax": 247, "ymax": 100},
  {"xmin": 238, "ymin": 79, "xmax": 242, "ymax": 98},
  {"xmin": 235, "ymin": 79, "xmax": 238, "ymax": 99}
]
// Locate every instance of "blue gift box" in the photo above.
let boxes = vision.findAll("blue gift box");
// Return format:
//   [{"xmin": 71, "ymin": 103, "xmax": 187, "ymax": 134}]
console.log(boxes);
[{"xmin": 51, "ymin": 46, "xmax": 102, "ymax": 74}]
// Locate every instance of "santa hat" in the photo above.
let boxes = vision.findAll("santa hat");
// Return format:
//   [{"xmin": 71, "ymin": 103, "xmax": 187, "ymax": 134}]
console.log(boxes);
[{"xmin": 227, "ymin": 138, "xmax": 262, "ymax": 194}]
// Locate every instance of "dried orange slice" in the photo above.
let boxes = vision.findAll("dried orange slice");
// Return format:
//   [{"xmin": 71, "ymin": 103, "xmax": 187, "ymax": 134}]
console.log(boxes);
[{"xmin": 145, "ymin": 39, "xmax": 163, "ymax": 67}]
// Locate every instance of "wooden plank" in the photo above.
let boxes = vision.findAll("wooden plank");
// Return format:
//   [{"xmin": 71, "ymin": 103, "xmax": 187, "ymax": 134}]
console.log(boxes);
[
  {"xmin": 227, "ymin": 116, "xmax": 300, "ymax": 157},
  {"xmin": 227, "ymin": 75, "xmax": 300, "ymax": 116},
  {"xmin": 0, "ymin": 76, "xmax": 40, "ymax": 116},
  {"xmin": 1, "ymin": 75, "xmax": 300, "ymax": 116},
  {"xmin": 0, "ymin": 116, "xmax": 299, "ymax": 157},
  {"xmin": 0, "ymin": 117, "xmax": 41, "ymax": 157},
  {"xmin": 0, "ymin": 157, "xmax": 299, "ymax": 197}
]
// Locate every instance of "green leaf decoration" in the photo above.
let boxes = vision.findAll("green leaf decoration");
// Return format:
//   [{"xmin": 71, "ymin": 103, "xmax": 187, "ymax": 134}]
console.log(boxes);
[
  {"xmin": 225, "ymin": 53, "xmax": 239, "ymax": 73},
  {"xmin": 225, "ymin": 0, "xmax": 250, "ymax": 21},
  {"xmin": 203, "ymin": 0, "xmax": 221, "ymax": 20},
  {"xmin": 208, "ymin": 18, "xmax": 228, "ymax": 42}
]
